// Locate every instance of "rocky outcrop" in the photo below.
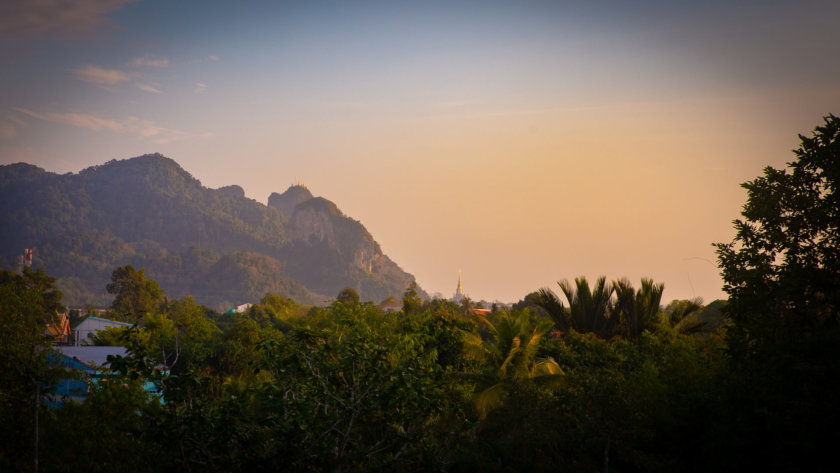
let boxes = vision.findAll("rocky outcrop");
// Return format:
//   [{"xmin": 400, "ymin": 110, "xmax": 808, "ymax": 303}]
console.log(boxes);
[
  {"xmin": 286, "ymin": 196, "xmax": 381, "ymax": 273},
  {"xmin": 268, "ymin": 185, "xmax": 313, "ymax": 217},
  {"xmin": 217, "ymin": 184, "xmax": 245, "ymax": 199},
  {"xmin": 287, "ymin": 198, "xmax": 339, "ymax": 247}
]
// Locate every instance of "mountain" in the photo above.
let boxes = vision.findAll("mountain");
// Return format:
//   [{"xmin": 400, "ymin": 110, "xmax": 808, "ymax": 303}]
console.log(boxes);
[
  {"xmin": 268, "ymin": 185, "xmax": 313, "ymax": 218},
  {"xmin": 0, "ymin": 154, "xmax": 423, "ymax": 310}
]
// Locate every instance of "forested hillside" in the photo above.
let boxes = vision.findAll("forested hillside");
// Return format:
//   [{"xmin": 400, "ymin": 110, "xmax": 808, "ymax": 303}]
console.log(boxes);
[{"xmin": 0, "ymin": 154, "xmax": 421, "ymax": 309}]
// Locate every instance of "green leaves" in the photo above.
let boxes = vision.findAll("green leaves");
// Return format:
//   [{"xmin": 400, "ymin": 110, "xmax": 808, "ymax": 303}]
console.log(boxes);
[
  {"xmin": 106, "ymin": 265, "xmax": 163, "ymax": 320},
  {"xmin": 459, "ymin": 311, "xmax": 564, "ymax": 418},
  {"xmin": 560, "ymin": 277, "xmax": 617, "ymax": 338},
  {"xmin": 537, "ymin": 276, "xmax": 667, "ymax": 340},
  {"xmin": 717, "ymin": 114, "xmax": 840, "ymax": 339},
  {"xmin": 253, "ymin": 309, "xmax": 461, "ymax": 470}
]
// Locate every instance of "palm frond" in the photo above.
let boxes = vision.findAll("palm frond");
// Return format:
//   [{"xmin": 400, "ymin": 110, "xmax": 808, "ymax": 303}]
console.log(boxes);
[
  {"xmin": 461, "ymin": 331, "xmax": 493, "ymax": 362},
  {"xmin": 498, "ymin": 336, "xmax": 521, "ymax": 376},
  {"xmin": 674, "ymin": 316, "xmax": 707, "ymax": 335},
  {"xmin": 535, "ymin": 287, "xmax": 568, "ymax": 329},
  {"xmin": 471, "ymin": 382, "xmax": 509, "ymax": 419},
  {"xmin": 532, "ymin": 357, "xmax": 564, "ymax": 376}
]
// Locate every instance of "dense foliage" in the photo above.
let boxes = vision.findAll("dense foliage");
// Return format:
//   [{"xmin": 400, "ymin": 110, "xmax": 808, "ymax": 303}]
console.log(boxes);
[
  {"xmin": 714, "ymin": 114, "xmax": 840, "ymax": 472},
  {"xmin": 0, "ymin": 268, "xmax": 66, "ymax": 472},
  {"xmin": 0, "ymin": 266, "xmax": 740, "ymax": 472}
]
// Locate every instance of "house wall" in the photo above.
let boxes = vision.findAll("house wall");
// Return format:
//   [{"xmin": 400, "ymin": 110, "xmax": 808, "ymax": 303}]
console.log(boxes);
[{"xmin": 73, "ymin": 317, "xmax": 133, "ymax": 346}]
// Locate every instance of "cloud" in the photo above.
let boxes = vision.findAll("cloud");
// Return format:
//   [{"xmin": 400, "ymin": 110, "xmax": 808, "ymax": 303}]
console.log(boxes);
[
  {"xmin": 70, "ymin": 65, "xmax": 131, "ymax": 85},
  {"xmin": 14, "ymin": 108, "xmax": 123, "ymax": 131},
  {"xmin": 194, "ymin": 82, "xmax": 208, "ymax": 93},
  {"xmin": 12, "ymin": 107, "xmax": 196, "ymax": 144},
  {"xmin": 0, "ymin": 0, "xmax": 137, "ymax": 39},
  {"xmin": 136, "ymin": 83, "xmax": 162, "ymax": 94},
  {"xmin": 128, "ymin": 54, "xmax": 169, "ymax": 68},
  {"xmin": 123, "ymin": 116, "xmax": 186, "ymax": 144},
  {"xmin": 208, "ymin": 55, "xmax": 219, "ymax": 61}
]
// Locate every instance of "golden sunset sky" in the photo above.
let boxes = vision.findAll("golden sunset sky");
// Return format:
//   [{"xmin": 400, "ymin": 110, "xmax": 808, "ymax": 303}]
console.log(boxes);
[{"xmin": 2, "ymin": 0, "xmax": 839, "ymax": 302}]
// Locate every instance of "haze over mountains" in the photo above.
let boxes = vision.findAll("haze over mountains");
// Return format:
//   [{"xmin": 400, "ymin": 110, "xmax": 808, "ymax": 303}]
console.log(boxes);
[{"xmin": 0, "ymin": 154, "xmax": 423, "ymax": 310}]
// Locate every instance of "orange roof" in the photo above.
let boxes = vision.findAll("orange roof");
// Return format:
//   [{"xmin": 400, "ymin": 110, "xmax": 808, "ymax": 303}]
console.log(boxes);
[{"xmin": 45, "ymin": 312, "xmax": 71, "ymax": 338}]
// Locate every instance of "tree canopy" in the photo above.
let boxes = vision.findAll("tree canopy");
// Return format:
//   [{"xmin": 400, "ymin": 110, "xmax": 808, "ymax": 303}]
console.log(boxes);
[
  {"xmin": 107, "ymin": 265, "xmax": 163, "ymax": 320},
  {"xmin": 716, "ymin": 114, "xmax": 840, "ymax": 343},
  {"xmin": 714, "ymin": 114, "xmax": 840, "ymax": 472}
]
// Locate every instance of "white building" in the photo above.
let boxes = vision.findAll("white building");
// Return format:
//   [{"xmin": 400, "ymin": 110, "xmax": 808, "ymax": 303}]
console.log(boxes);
[{"xmin": 73, "ymin": 316, "xmax": 134, "ymax": 346}]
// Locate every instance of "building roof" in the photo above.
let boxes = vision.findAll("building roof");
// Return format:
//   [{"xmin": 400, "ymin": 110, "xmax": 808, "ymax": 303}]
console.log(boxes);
[
  {"xmin": 85, "ymin": 316, "xmax": 134, "ymax": 325},
  {"xmin": 45, "ymin": 312, "xmax": 71, "ymax": 338},
  {"xmin": 225, "ymin": 303, "xmax": 253, "ymax": 314},
  {"xmin": 55, "ymin": 346, "xmax": 128, "ymax": 369}
]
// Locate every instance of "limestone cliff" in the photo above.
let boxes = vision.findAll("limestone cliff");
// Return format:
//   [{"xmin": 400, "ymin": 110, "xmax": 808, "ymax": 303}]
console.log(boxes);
[
  {"xmin": 268, "ymin": 185, "xmax": 313, "ymax": 217},
  {"xmin": 272, "ymin": 188, "xmax": 424, "ymax": 301}
]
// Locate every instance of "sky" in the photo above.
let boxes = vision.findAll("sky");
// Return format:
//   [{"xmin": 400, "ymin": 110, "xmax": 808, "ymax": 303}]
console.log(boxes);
[{"xmin": 2, "ymin": 0, "xmax": 839, "ymax": 304}]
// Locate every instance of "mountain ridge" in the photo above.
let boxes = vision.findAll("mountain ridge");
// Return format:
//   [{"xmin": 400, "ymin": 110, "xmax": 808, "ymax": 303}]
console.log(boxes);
[{"xmin": 0, "ymin": 154, "xmax": 424, "ymax": 309}]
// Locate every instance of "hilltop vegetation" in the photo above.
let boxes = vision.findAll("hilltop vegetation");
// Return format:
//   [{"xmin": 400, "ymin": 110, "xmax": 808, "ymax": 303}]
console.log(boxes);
[{"xmin": 0, "ymin": 154, "xmax": 422, "ymax": 309}]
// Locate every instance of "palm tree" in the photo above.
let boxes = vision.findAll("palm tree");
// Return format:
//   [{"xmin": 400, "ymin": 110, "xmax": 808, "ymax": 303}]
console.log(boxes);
[
  {"xmin": 459, "ymin": 311, "xmax": 563, "ymax": 418},
  {"xmin": 663, "ymin": 297, "xmax": 706, "ymax": 334},
  {"xmin": 612, "ymin": 278, "xmax": 665, "ymax": 339},
  {"xmin": 558, "ymin": 276, "xmax": 617, "ymax": 338},
  {"xmin": 535, "ymin": 287, "xmax": 568, "ymax": 331}
]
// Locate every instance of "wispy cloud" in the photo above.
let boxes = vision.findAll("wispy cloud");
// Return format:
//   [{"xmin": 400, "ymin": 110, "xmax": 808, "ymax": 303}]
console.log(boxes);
[
  {"xmin": 14, "ymin": 108, "xmax": 122, "ymax": 132},
  {"xmin": 70, "ymin": 65, "xmax": 131, "ymax": 85},
  {"xmin": 136, "ymin": 83, "xmax": 162, "ymax": 94},
  {"xmin": 128, "ymin": 54, "xmax": 169, "ymax": 68},
  {"xmin": 126, "ymin": 117, "xmax": 187, "ymax": 143},
  {"xmin": 0, "ymin": 0, "xmax": 137, "ymax": 39},
  {"xmin": 194, "ymin": 82, "xmax": 208, "ymax": 94},
  {"xmin": 208, "ymin": 55, "xmax": 219, "ymax": 62},
  {"xmin": 12, "ymin": 107, "xmax": 197, "ymax": 144}
]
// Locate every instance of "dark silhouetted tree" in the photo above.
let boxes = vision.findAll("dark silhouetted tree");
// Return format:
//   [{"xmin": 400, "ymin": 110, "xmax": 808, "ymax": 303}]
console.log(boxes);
[{"xmin": 714, "ymin": 114, "xmax": 840, "ymax": 472}]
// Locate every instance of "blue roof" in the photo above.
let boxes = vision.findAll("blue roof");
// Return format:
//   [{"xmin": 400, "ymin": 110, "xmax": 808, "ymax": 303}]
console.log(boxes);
[{"xmin": 83, "ymin": 316, "xmax": 135, "ymax": 327}]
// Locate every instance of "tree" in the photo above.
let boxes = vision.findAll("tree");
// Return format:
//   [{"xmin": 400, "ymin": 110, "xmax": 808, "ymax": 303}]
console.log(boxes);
[
  {"xmin": 401, "ymin": 281, "xmax": 422, "ymax": 315},
  {"xmin": 106, "ymin": 265, "xmax": 163, "ymax": 320},
  {"xmin": 260, "ymin": 292, "xmax": 302, "ymax": 320},
  {"xmin": 716, "ymin": 114, "xmax": 840, "ymax": 340},
  {"xmin": 256, "ymin": 310, "xmax": 455, "ymax": 471},
  {"xmin": 336, "ymin": 286, "xmax": 360, "ymax": 306},
  {"xmin": 533, "ymin": 288, "xmax": 569, "ymax": 330},
  {"xmin": 162, "ymin": 297, "xmax": 220, "ymax": 373},
  {"xmin": 713, "ymin": 114, "xmax": 840, "ymax": 472},
  {"xmin": 612, "ymin": 278, "xmax": 664, "ymax": 340},
  {"xmin": 663, "ymin": 298, "xmax": 706, "ymax": 335},
  {"xmin": 460, "ymin": 311, "xmax": 563, "ymax": 418},
  {"xmin": 0, "ymin": 268, "xmax": 66, "ymax": 472},
  {"xmin": 558, "ymin": 276, "xmax": 617, "ymax": 338}
]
